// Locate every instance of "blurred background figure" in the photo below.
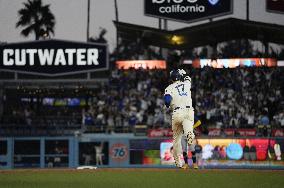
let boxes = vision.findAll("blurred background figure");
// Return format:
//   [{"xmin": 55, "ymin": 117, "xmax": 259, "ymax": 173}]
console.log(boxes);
[{"xmin": 95, "ymin": 143, "xmax": 104, "ymax": 165}]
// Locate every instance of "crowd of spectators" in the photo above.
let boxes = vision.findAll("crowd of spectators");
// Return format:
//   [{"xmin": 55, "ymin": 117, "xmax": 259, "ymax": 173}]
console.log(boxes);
[
  {"xmin": 191, "ymin": 67, "xmax": 284, "ymax": 134},
  {"xmin": 182, "ymin": 68, "xmax": 277, "ymax": 130},
  {"xmin": 1, "ymin": 66, "xmax": 283, "ymax": 136},
  {"xmin": 83, "ymin": 68, "xmax": 170, "ymax": 133},
  {"xmin": 81, "ymin": 66, "xmax": 284, "ymax": 135}
]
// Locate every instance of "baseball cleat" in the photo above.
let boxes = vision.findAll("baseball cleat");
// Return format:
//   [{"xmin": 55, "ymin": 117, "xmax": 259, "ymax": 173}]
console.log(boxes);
[
  {"xmin": 180, "ymin": 164, "xmax": 190, "ymax": 169},
  {"xmin": 193, "ymin": 163, "xmax": 199, "ymax": 169}
]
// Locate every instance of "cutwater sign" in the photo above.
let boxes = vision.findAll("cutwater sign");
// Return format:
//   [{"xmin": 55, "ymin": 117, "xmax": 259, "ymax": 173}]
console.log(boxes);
[
  {"xmin": 0, "ymin": 40, "xmax": 108, "ymax": 76},
  {"xmin": 144, "ymin": 0, "xmax": 233, "ymax": 23}
]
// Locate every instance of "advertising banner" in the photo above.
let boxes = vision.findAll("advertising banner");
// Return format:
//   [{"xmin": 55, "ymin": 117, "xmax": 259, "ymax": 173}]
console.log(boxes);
[
  {"xmin": 191, "ymin": 58, "xmax": 277, "ymax": 68},
  {"xmin": 208, "ymin": 128, "xmax": 257, "ymax": 137},
  {"xmin": 160, "ymin": 138, "xmax": 284, "ymax": 168},
  {"xmin": 208, "ymin": 128, "xmax": 221, "ymax": 136},
  {"xmin": 237, "ymin": 129, "xmax": 256, "ymax": 137},
  {"xmin": 148, "ymin": 128, "xmax": 173, "ymax": 137},
  {"xmin": 160, "ymin": 142, "xmax": 175, "ymax": 165},
  {"xmin": 272, "ymin": 129, "xmax": 284, "ymax": 137},
  {"xmin": 130, "ymin": 139, "xmax": 165, "ymax": 165},
  {"xmin": 224, "ymin": 129, "xmax": 235, "ymax": 136},
  {"xmin": 149, "ymin": 128, "xmax": 259, "ymax": 138},
  {"xmin": 144, "ymin": 0, "xmax": 233, "ymax": 23},
  {"xmin": 116, "ymin": 60, "xmax": 166, "ymax": 70},
  {"xmin": 0, "ymin": 40, "xmax": 108, "ymax": 76},
  {"xmin": 109, "ymin": 139, "xmax": 129, "ymax": 167}
]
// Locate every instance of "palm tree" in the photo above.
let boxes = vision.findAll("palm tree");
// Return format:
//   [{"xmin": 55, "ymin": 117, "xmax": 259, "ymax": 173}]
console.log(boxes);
[
  {"xmin": 89, "ymin": 28, "xmax": 107, "ymax": 44},
  {"xmin": 16, "ymin": 0, "xmax": 55, "ymax": 40}
]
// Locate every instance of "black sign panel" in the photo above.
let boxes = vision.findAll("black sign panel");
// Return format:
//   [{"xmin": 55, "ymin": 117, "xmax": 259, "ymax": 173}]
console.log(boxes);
[
  {"xmin": 267, "ymin": 0, "xmax": 284, "ymax": 14},
  {"xmin": 144, "ymin": 0, "xmax": 233, "ymax": 23},
  {"xmin": 0, "ymin": 40, "xmax": 108, "ymax": 76}
]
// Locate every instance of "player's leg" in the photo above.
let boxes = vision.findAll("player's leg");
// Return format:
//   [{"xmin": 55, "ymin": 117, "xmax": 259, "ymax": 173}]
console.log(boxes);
[
  {"xmin": 183, "ymin": 111, "xmax": 199, "ymax": 169},
  {"xmin": 182, "ymin": 109, "xmax": 195, "ymax": 145},
  {"xmin": 182, "ymin": 151, "xmax": 188, "ymax": 164},
  {"xmin": 172, "ymin": 124, "xmax": 183, "ymax": 168},
  {"xmin": 196, "ymin": 153, "xmax": 203, "ymax": 167},
  {"xmin": 96, "ymin": 155, "xmax": 99, "ymax": 165},
  {"xmin": 189, "ymin": 143, "xmax": 198, "ymax": 169},
  {"xmin": 181, "ymin": 136, "xmax": 189, "ymax": 168},
  {"xmin": 183, "ymin": 118, "xmax": 195, "ymax": 145}
]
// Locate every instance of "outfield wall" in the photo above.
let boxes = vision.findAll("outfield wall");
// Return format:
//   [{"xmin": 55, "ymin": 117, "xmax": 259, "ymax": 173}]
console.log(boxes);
[{"xmin": 1, "ymin": 134, "xmax": 284, "ymax": 169}]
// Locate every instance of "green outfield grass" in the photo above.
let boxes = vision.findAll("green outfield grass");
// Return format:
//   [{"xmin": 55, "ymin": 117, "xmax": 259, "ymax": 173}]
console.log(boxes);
[{"xmin": 0, "ymin": 169, "xmax": 284, "ymax": 188}]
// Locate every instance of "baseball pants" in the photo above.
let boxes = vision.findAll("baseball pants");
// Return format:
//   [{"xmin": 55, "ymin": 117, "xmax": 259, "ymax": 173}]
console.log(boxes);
[{"xmin": 171, "ymin": 108, "xmax": 194, "ymax": 167}]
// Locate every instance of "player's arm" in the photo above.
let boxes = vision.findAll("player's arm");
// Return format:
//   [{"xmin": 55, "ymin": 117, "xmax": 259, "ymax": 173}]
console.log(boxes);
[
  {"xmin": 184, "ymin": 75, "xmax": 191, "ymax": 87},
  {"xmin": 164, "ymin": 94, "xmax": 172, "ymax": 108},
  {"xmin": 163, "ymin": 88, "xmax": 172, "ymax": 108}
]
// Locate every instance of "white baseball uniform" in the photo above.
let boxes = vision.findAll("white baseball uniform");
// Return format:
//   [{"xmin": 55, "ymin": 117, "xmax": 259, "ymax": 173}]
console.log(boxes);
[
  {"xmin": 95, "ymin": 145, "xmax": 103, "ymax": 165},
  {"xmin": 164, "ymin": 79, "xmax": 194, "ymax": 167}
]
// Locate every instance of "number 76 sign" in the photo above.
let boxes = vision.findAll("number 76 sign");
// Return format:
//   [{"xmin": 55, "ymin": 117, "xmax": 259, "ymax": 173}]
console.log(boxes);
[{"xmin": 109, "ymin": 143, "xmax": 129, "ymax": 162}]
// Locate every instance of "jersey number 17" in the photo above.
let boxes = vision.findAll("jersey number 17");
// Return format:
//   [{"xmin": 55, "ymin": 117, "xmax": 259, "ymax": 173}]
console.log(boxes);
[{"xmin": 175, "ymin": 84, "xmax": 187, "ymax": 96}]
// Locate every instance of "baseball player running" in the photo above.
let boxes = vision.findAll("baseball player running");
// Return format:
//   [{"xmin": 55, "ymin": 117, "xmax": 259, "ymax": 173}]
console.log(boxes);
[{"xmin": 164, "ymin": 69, "xmax": 195, "ymax": 169}]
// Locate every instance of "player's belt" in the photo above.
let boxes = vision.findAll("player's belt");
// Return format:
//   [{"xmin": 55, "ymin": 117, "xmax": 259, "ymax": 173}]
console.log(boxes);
[{"xmin": 174, "ymin": 106, "xmax": 191, "ymax": 111}]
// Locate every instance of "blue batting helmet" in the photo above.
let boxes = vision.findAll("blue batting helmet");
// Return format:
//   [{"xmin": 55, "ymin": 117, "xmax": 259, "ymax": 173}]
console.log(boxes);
[{"xmin": 170, "ymin": 69, "xmax": 182, "ymax": 81}]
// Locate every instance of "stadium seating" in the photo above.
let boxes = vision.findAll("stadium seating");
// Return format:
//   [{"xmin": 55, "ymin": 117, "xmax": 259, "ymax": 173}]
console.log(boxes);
[{"xmin": 0, "ymin": 67, "xmax": 283, "ymax": 136}]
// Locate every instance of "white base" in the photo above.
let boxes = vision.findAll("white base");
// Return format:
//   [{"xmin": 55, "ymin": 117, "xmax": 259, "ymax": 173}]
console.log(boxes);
[{"xmin": 76, "ymin": 166, "xmax": 98, "ymax": 170}]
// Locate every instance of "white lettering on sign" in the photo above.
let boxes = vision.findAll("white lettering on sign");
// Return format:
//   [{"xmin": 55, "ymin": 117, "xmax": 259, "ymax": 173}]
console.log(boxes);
[
  {"xmin": 151, "ymin": 0, "xmax": 204, "ymax": 14},
  {"xmin": 15, "ymin": 49, "xmax": 26, "ymax": 66},
  {"xmin": 65, "ymin": 48, "xmax": 76, "ymax": 65},
  {"xmin": 152, "ymin": 0, "xmax": 198, "ymax": 4},
  {"xmin": 3, "ymin": 49, "xmax": 14, "ymax": 66},
  {"xmin": 152, "ymin": 0, "xmax": 166, "ymax": 3},
  {"xmin": 77, "ymin": 48, "xmax": 86, "ymax": 65},
  {"xmin": 159, "ymin": 4, "xmax": 205, "ymax": 13},
  {"xmin": 2, "ymin": 48, "xmax": 100, "ymax": 66},
  {"xmin": 88, "ymin": 49, "xmax": 99, "ymax": 65},
  {"xmin": 38, "ymin": 49, "xmax": 54, "ymax": 66},
  {"xmin": 26, "ymin": 49, "xmax": 37, "ymax": 66},
  {"xmin": 54, "ymin": 49, "xmax": 66, "ymax": 66}
]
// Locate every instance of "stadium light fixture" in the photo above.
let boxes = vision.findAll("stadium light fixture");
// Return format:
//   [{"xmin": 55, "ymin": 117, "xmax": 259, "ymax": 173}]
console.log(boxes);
[{"xmin": 171, "ymin": 35, "xmax": 184, "ymax": 45}]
